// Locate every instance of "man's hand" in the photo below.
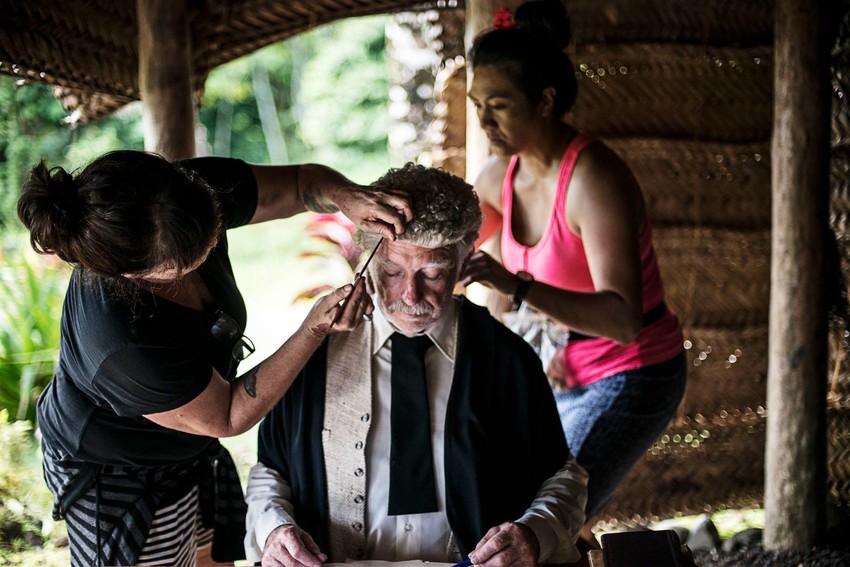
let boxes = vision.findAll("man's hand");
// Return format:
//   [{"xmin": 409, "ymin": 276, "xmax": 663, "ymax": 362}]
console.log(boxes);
[
  {"xmin": 469, "ymin": 522, "xmax": 540, "ymax": 567},
  {"xmin": 262, "ymin": 524, "xmax": 327, "ymax": 567}
]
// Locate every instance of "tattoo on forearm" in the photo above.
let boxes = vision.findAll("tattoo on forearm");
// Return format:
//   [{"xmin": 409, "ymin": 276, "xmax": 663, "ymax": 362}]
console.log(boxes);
[
  {"xmin": 300, "ymin": 174, "xmax": 339, "ymax": 214},
  {"xmin": 242, "ymin": 369, "xmax": 258, "ymax": 398}
]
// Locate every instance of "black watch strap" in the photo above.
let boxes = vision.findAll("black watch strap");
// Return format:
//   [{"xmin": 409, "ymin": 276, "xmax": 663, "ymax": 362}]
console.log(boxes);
[{"xmin": 512, "ymin": 272, "xmax": 534, "ymax": 307}]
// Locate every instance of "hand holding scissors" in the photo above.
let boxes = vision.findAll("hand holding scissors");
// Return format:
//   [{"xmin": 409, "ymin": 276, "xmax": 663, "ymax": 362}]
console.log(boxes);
[{"xmin": 329, "ymin": 238, "xmax": 383, "ymax": 328}]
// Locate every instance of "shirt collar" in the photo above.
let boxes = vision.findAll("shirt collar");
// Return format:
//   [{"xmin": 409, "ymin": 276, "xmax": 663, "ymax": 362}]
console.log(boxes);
[{"xmin": 371, "ymin": 296, "xmax": 458, "ymax": 362}]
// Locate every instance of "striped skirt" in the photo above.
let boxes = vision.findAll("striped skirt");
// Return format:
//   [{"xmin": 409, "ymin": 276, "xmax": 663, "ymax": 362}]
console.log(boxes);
[
  {"xmin": 135, "ymin": 485, "xmax": 214, "ymax": 566},
  {"xmin": 41, "ymin": 440, "xmax": 246, "ymax": 567}
]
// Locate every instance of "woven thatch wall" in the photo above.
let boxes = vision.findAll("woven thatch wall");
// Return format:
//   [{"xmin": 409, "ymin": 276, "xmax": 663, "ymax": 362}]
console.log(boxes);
[
  {"xmin": 431, "ymin": 0, "xmax": 848, "ymax": 525},
  {"xmin": 828, "ymin": 2, "xmax": 850, "ymax": 513},
  {"xmin": 569, "ymin": 0, "xmax": 774, "ymax": 524}
]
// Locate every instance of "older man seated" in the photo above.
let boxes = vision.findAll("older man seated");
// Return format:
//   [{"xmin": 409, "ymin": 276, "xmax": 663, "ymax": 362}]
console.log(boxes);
[{"xmin": 244, "ymin": 164, "xmax": 588, "ymax": 567}]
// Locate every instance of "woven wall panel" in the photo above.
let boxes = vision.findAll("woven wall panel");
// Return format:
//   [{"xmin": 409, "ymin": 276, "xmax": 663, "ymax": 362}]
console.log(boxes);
[
  {"xmin": 601, "ymin": 326, "xmax": 769, "ymax": 522},
  {"xmin": 653, "ymin": 227, "xmax": 771, "ymax": 328},
  {"xmin": 434, "ymin": 61, "xmax": 468, "ymax": 152},
  {"xmin": 569, "ymin": 43, "xmax": 773, "ymax": 141},
  {"xmin": 567, "ymin": 0, "xmax": 773, "ymax": 45},
  {"xmin": 602, "ymin": 418, "xmax": 765, "ymax": 523},
  {"xmin": 605, "ymin": 138, "xmax": 771, "ymax": 229},
  {"xmin": 828, "ymin": 317, "xmax": 849, "ymax": 504},
  {"xmin": 828, "ymin": 402, "xmax": 850, "ymax": 504},
  {"xmin": 679, "ymin": 325, "xmax": 767, "ymax": 417},
  {"xmin": 831, "ymin": 145, "xmax": 850, "ymax": 238},
  {"xmin": 830, "ymin": 25, "xmax": 850, "ymax": 505},
  {"xmin": 424, "ymin": 58, "xmax": 467, "ymax": 178}
]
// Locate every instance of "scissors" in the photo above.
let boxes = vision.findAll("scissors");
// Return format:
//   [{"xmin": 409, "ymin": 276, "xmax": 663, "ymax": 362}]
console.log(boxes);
[{"xmin": 329, "ymin": 237, "xmax": 383, "ymax": 328}]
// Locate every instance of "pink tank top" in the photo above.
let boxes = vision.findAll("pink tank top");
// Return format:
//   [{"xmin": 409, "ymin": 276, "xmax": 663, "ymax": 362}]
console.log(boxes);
[{"xmin": 500, "ymin": 133, "xmax": 683, "ymax": 387}]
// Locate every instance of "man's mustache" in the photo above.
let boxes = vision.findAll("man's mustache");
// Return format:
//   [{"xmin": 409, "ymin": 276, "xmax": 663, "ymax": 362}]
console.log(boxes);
[{"xmin": 384, "ymin": 300, "xmax": 434, "ymax": 316}]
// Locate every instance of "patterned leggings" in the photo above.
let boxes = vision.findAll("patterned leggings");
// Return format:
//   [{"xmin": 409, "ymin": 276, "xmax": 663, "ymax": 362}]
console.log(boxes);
[{"xmin": 554, "ymin": 351, "xmax": 688, "ymax": 520}]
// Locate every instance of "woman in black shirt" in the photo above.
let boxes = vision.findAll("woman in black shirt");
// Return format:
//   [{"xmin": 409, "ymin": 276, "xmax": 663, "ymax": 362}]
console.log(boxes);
[{"xmin": 17, "ymin": 150, "xmax": 411, "ymax": 567}]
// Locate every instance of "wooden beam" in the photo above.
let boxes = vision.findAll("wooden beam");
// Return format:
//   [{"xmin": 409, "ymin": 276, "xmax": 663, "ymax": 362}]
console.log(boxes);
[
  {"xmin": 765, "ymin": 0, "xmax": 830, "ymax": 550},
  {"xmin": 137, "ymin": 0, "xmax": 196, "ymax": 160}
]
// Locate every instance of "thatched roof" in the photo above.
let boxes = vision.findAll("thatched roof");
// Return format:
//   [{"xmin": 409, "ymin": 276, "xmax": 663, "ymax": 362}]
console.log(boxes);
[
  {"xmin": 0, "ymin": 0, "xmax": 776, "ymax": 125},
  {"xmin": 0, "ymin": 0, "xmax": 458, "ymax": 123}
]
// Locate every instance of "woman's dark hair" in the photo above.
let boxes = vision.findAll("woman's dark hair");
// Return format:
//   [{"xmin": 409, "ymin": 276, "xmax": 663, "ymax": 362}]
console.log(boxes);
[
  {"xmin": 469, "ymin": 0, "xmax": 578, "ymax": 115},
  {"xmin": 17, "ymin": 150, "xmax": 222, "ymax": 282}
]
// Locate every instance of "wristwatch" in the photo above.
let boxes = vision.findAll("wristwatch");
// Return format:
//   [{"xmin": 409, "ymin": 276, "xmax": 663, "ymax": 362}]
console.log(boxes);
[{"xmin": 512, "ymin": 271, "xmax": 534, "ymax": 308}]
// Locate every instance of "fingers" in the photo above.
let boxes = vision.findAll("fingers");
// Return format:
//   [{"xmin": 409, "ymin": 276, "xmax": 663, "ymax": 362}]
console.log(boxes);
[
  {"xmin": 306, "ymin": 273, "xmax": 375, "ymax": 338},
  {"xmin": 300, "ymin": 531, "xmax": 326, "ymax": 560},
  {"xmin": 470, "ymin": 523, "xmax": 538, "ymax": 567},
  {"xmin": 330, "ymin": 276, "xmax": 373, "ymax": 331},
  {"xmin": 359, "ymin": 218, "xmax": 403, "ymax": 241},
  {"xmin": 460, "ymin": 251, "xmax": 497, "ymax": 288},
  {"xmin": 263, "ymin": 525, "xmax": 326, "ymax": 567},
  {"xmin": 339, "ymin": 188, "xmax": 412, "ymax": 240},
  {"xmin": 364, "ymin": 271, "xmax": 375, "ymax": 295},
  {"xmin": 461, "ymin": 251, "xmax": 516, "ymax": 294},
  {"xmin": 380, "ymin": 192, "xmax": 414, "ymax": 223}
]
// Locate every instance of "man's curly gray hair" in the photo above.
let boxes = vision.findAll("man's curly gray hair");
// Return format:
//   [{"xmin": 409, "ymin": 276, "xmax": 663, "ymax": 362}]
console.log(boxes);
[{"xmin": 355, "ymin": 163, "xmax": 483, "ymax": 262}]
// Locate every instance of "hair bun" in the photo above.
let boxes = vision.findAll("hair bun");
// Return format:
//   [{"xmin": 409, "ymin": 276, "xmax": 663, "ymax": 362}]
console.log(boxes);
[
  {"xmin": 514, "ymin": 0, "xmax": 572, "ymax": 50},
  {"xmin": 17, "ymin": 162, "xmax": 83, "ymax": 262},
  {"xmin": 49, "ymin": 167, "xmax": 79, "ymax": 205}
]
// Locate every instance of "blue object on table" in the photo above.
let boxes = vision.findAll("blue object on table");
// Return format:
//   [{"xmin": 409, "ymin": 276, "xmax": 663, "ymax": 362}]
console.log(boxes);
[{"xmin": 452, "ymin": 559, "xmax": 473, "ymax": 567}]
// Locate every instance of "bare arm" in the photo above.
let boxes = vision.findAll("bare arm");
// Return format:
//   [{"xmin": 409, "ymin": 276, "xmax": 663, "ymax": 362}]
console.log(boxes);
[
  {"xmin": 469, "ymin": 157, "xmax": 514, "ymax": 318},
  {"xmin": 461, "ymin": 144, "xmax": 646, "ymax": 344},
  {"xmin": 144, "ymin": 278, "xmax": 372, "ymax": 437},
  {"xmin": 249, "ymin": 164, "xmax": 413, "ymax": 239},
  {"xmin": 474, "ymin": 158, "xmax": 506, "ymax": 248},
  {"xmin": 477, "ymin": 236, "xmax": 514, "ymax": 318}
]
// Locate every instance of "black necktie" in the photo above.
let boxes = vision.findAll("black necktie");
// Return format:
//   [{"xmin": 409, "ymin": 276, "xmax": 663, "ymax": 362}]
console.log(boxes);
[{"xmin": 388, "ymin": 332, "xmax": 439, "ymax": 515}]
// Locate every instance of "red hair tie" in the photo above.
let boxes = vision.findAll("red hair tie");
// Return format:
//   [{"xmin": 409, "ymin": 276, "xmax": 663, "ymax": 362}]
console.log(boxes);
[{"xmin": 493, "ymin": 6, "xmax": 515, "ymax": 29}]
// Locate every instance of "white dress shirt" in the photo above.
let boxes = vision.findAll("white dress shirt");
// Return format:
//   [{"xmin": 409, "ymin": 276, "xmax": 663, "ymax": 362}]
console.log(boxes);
[{"xmin": 245, "ymin": 298, "xmax": 588, "ymax": 564}]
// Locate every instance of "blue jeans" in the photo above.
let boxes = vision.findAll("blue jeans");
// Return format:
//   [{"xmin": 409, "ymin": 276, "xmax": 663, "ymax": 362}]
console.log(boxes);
[{"xmin": 554, "ymin": 351, "xmax": 687, "ymax": 520}]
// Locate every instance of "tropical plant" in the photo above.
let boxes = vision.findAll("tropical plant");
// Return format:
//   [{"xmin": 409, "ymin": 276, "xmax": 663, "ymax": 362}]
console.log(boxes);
[
  {"xmin": 294, "ymin": 213, "xmax": 362, "ymax": 301},
  {"xmin": 0, "ymin": 410, "xmax": 57, "ymax": 556},
  {"xmin": 297, "ymin": 15, "xmax": 395, "ymax": 182},
  {"xmin": 0, "ymin": 250, "xmax": 69, "ymax": 423},
  {"xmin": 0, "ymin": 76, "xmax": 144, "ymax": 231}
]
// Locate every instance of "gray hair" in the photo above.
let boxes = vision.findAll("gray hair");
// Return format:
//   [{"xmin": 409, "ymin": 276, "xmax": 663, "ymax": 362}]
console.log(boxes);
[{"xmin": 355, "ymin": 163, "xmax": 483, "ymax": 263}]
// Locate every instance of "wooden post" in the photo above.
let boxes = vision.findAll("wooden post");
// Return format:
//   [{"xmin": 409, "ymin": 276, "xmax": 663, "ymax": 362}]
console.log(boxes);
[
  {"xmin": 765, "ymin": 0, "xmax": 830, "ymax": 550},
  {"xmin": 137, "ymin": 0, "xmax": 196, "ymax": 160}
]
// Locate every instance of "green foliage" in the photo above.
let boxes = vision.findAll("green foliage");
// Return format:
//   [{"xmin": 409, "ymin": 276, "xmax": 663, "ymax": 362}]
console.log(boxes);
[
  {"xmin": 0, "ymin": 547, "xmax": 68, "ymax": 566},
  {"xmin": 0, "ymin": 75, "xmax": 144, "ymax": 231},
  {"xmin": 0, "ymin": 250, "xmax": 69, "ymax": 423},
  {"xmin": 0, "ymin": 77, "xmax": 67, "ymax": 231},
  {"xmin": 0, "ymin": 411, "xmax": 32, "ymax": 500},
  {"xmin": 200, "ymin": 42, "xmax": 303, "ymax": 164},
  {"xmin": 297, "ymin": 16, "xmax": 393, "ymax": 182},
  {"xmin": 0, "ymin": 411, "xmax": 55, "ymax": 555},
  {"xmin": 199, "ymin": 15, "xmax": 392, "ymax": 183}
]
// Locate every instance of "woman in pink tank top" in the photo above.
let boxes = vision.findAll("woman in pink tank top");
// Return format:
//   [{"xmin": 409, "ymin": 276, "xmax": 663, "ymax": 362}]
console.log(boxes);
[{"xmin": 461, "ymin": 0, "xmax": 687, "ymax": 548}]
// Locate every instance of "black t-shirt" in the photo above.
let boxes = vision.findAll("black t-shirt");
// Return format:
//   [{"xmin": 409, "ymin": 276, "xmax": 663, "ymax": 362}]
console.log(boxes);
[{"xmin": 37, "ymin": 157, "xmax": 258, "ymax": 466}]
